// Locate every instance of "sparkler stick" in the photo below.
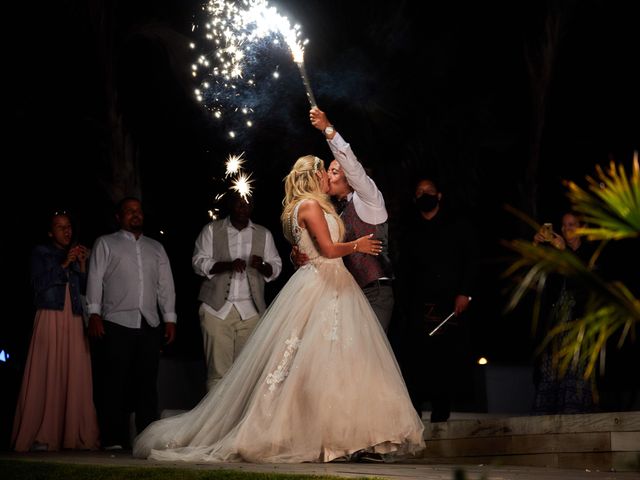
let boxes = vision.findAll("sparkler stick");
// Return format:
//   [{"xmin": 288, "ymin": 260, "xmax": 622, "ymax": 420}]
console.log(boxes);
[
  {"xmin": 428, "ymin": 297, "xmax": 472, "ymax": 336},
  {"xmin": 428, "ymin": 311, "xmax": 456, "ymax": 336},
  {"xmin": 295, "ymin": 60, "xmax": 317, "ymax": 107},
  {"xmin": 285, "ymin": 19, "xmax": 315, "ymax": 107}
]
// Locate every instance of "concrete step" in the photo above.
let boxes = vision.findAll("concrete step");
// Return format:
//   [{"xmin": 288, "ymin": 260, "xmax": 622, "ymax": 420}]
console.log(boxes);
[{"xmin": 419, "ymin": 411, "xmax": 640, "ymax": 472}]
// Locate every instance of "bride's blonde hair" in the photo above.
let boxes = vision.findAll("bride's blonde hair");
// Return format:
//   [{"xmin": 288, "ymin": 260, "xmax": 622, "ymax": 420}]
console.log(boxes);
[{"xmin": 281, "ymin": 155, "xmax": 344, "ymax": 244}]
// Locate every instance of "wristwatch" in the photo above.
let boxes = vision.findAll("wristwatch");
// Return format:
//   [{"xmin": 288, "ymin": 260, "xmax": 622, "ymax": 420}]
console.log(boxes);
[{"xmin": 323, "ymin": 125, "xmax": 335, "ymax": 137}]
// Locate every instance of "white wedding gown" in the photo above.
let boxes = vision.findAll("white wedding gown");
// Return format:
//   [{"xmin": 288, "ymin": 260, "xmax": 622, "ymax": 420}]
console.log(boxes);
[{"xmin": 133, "ymin": 202, "xmax": 425, "ymax": 463}]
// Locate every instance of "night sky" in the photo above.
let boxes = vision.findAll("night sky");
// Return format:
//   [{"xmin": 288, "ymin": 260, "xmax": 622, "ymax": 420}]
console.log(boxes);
[{"xmin": 3, "ymin": 0, "xmax": 639, "ymax": 384}]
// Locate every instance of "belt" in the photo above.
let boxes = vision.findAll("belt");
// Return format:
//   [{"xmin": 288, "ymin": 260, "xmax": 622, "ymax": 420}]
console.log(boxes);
[{"xmin": 363, "ymin": 278, "xmax": 393, "ymax": 289}]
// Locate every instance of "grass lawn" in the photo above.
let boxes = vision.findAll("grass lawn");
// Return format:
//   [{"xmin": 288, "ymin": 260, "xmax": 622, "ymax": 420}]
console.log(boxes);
[{"xmin": 0, "ymin": 459, "xmax": 377, "ymax": 480}]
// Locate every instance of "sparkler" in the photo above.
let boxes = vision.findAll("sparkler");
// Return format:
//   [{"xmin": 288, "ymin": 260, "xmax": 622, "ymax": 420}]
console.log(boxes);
[
  {"xmin": 224, "ymin": 152, "xmax": 246, "ymax": 177},
  {"xmin": 428, "ymin": 297, "xmax": 472, "ymax": 336},
  {"xmin": 230, "ymin": 171, "xmax": 254, "ymax": 202},
  {"xmin": 284, "ymin": 21, "xmax": 316, "ymax": 107},
  {"xmin": 295, "ymin": 59, "xmax": 317, "ymax": 107},
  {"xmin": 192, "ymin": 0, "xmax": 315, "ymax": 134},
  {"xmin": 428, "ymin": 312, "xmax": 456, "ymax": 337},
  {"xmin": 221, "ymin": 152, "xmax": 254, "ymax": 201},
  {"xmin": 193, "ymin": 2, "xmax": 313, "ymax": 210}
]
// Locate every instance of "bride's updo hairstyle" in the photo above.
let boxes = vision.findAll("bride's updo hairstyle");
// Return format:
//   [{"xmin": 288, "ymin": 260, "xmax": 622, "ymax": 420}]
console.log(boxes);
[{"xmin": 281, "ymin": 155, "xmax": 344, "ymax": 244}]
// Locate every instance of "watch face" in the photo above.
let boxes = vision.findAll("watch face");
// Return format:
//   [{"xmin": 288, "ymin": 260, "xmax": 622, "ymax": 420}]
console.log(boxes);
[{"xmin": 324, "ymin": 126, "xmax": 335, "ymax": 135}]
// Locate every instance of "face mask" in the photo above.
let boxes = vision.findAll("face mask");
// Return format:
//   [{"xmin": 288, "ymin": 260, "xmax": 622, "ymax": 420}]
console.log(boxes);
[{"xmin": 416, "ymin": 194, "xmax": 439, "ymax": 212}]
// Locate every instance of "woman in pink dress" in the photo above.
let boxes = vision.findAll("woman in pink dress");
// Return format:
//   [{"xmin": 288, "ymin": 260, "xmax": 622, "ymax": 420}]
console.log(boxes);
[{"xmin": 12, "ymin": 212, "xmax": 99, "ymax": 452}]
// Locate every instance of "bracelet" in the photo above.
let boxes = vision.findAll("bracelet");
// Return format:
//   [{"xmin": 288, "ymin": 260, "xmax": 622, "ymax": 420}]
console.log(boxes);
[{"xmin": 353, "ymin": 242, "xmax": 358, "ymax": 252}]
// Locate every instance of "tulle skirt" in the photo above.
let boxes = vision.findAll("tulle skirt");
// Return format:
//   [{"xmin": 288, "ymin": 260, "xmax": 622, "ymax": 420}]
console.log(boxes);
[{"xmin": 134, "ymin": 259, "xmax": 424, "ymax": 463}]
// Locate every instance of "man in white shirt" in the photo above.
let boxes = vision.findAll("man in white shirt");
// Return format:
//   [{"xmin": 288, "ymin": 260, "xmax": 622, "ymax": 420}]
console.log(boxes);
[
  {"xmin": 309, "ymin": 107, "xmax": 394, "ymax": 331},
  {"xmin": 87, "ymin": 197, "xmax": 177, "ymax": 450},
  {"xmin": 192, "ymin": 192, "xmax": 282, "ymax": 390}
]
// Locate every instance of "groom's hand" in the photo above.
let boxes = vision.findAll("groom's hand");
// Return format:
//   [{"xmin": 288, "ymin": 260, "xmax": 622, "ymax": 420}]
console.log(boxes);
[
  {"xmin": 290, "ymin": 246, "xmax": 309, "ymax": 268},
  {"xmin": 310, "ymin": 107, "xmax": 330, "ymax": 131}
]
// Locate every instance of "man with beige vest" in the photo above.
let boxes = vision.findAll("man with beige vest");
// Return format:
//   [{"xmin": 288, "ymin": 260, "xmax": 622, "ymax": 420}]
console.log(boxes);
[{"xmin": 192, "ymin": 192, "xmax": 282, "ymax": 390}]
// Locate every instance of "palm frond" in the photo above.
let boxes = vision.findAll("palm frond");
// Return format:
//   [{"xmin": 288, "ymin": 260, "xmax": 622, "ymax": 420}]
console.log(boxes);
[
  {"xmin": 566, "ymin": 152, "xmax": 640, "ymax": 241},
  {"xmin": 503, "ymin": 154, "xmax": 640, "ymax": 382},
  {"xmin": 504, "ymin": 239, "xmax": 640, "ymax": 379}
]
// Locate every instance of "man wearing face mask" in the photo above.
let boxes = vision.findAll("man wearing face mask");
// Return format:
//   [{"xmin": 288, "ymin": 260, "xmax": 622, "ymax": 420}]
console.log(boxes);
[{"xmin": 398, "ymin": 177, "xmax": 477, "ymax": 423}]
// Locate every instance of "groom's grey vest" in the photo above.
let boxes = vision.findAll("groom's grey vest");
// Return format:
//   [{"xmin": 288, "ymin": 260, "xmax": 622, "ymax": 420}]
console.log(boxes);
[
  {"xmin": 198, "ymin": 220, "xmax": 268, "ymax": 314},
  {"xmin": 341, "ymin": 200, "xmax": 393, "ymax": 288}
]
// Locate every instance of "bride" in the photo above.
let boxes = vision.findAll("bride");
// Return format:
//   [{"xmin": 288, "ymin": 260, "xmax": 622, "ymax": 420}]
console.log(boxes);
[{"xmin": 133, "ymin": 155, "xmax": 425, "ymax": 463}]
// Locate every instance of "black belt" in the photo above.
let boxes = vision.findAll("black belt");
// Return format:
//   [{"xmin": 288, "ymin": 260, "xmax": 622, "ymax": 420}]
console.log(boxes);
[{"xmin": 363, "ymin": 278, "xmax": 393, "ymax": 289}]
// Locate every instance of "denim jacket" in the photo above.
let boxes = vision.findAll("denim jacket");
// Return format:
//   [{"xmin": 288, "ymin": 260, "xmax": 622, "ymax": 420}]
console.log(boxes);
[{"xmin": 31, "ymin": 243, "xmax": 87, "ymax": 315}]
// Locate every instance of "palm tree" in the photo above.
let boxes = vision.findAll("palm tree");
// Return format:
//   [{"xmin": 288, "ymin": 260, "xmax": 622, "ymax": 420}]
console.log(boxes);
[{"xmin": 503, "ymin": 152, "xmax": 639, "ymax": 381}]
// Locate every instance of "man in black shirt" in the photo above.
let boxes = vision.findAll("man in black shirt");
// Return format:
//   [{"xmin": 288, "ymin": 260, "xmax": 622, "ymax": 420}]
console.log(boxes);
[{"xmin": 398, "ymin": 177, "xmax": 477, "ymax": 422}]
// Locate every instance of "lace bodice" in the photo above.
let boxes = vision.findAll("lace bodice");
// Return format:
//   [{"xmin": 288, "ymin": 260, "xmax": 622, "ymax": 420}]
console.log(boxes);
[{"xmin": 290, "ymin": 201, "xmax": 341, "ymax": 266}]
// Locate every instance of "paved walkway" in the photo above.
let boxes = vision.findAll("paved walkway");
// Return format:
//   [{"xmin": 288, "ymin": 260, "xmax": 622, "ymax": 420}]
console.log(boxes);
[{"xmin": 1, "ymin": 451, "xmax": 638, "ymax": 480}]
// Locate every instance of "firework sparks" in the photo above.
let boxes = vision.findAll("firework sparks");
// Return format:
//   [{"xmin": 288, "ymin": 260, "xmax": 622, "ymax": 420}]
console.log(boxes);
[
  {"xmin": 225, "ymin": 152, "xmax": 245, "ymax": 177},
  {"xmin": 191, "ymin": 0, "xmax": 313, "ymax": 135},
  {"xmin": 230, "ymin": 171, "xmax": 254, "ymax": 202},
  {"xmin": 295, "ymin": 59, "xmax": 317, "ymax": 107}
]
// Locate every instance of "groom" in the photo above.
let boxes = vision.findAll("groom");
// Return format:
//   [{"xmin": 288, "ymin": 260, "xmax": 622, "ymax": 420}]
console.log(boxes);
[{"xmin": 304, "ymin": 107, "xmax": 395, "ymax": 332}]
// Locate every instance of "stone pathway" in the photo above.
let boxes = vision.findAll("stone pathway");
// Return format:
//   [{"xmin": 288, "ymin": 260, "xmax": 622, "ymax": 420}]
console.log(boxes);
[{"xmin": 1, "ymin": 451, "xmax": 638, "ymax": 480}]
